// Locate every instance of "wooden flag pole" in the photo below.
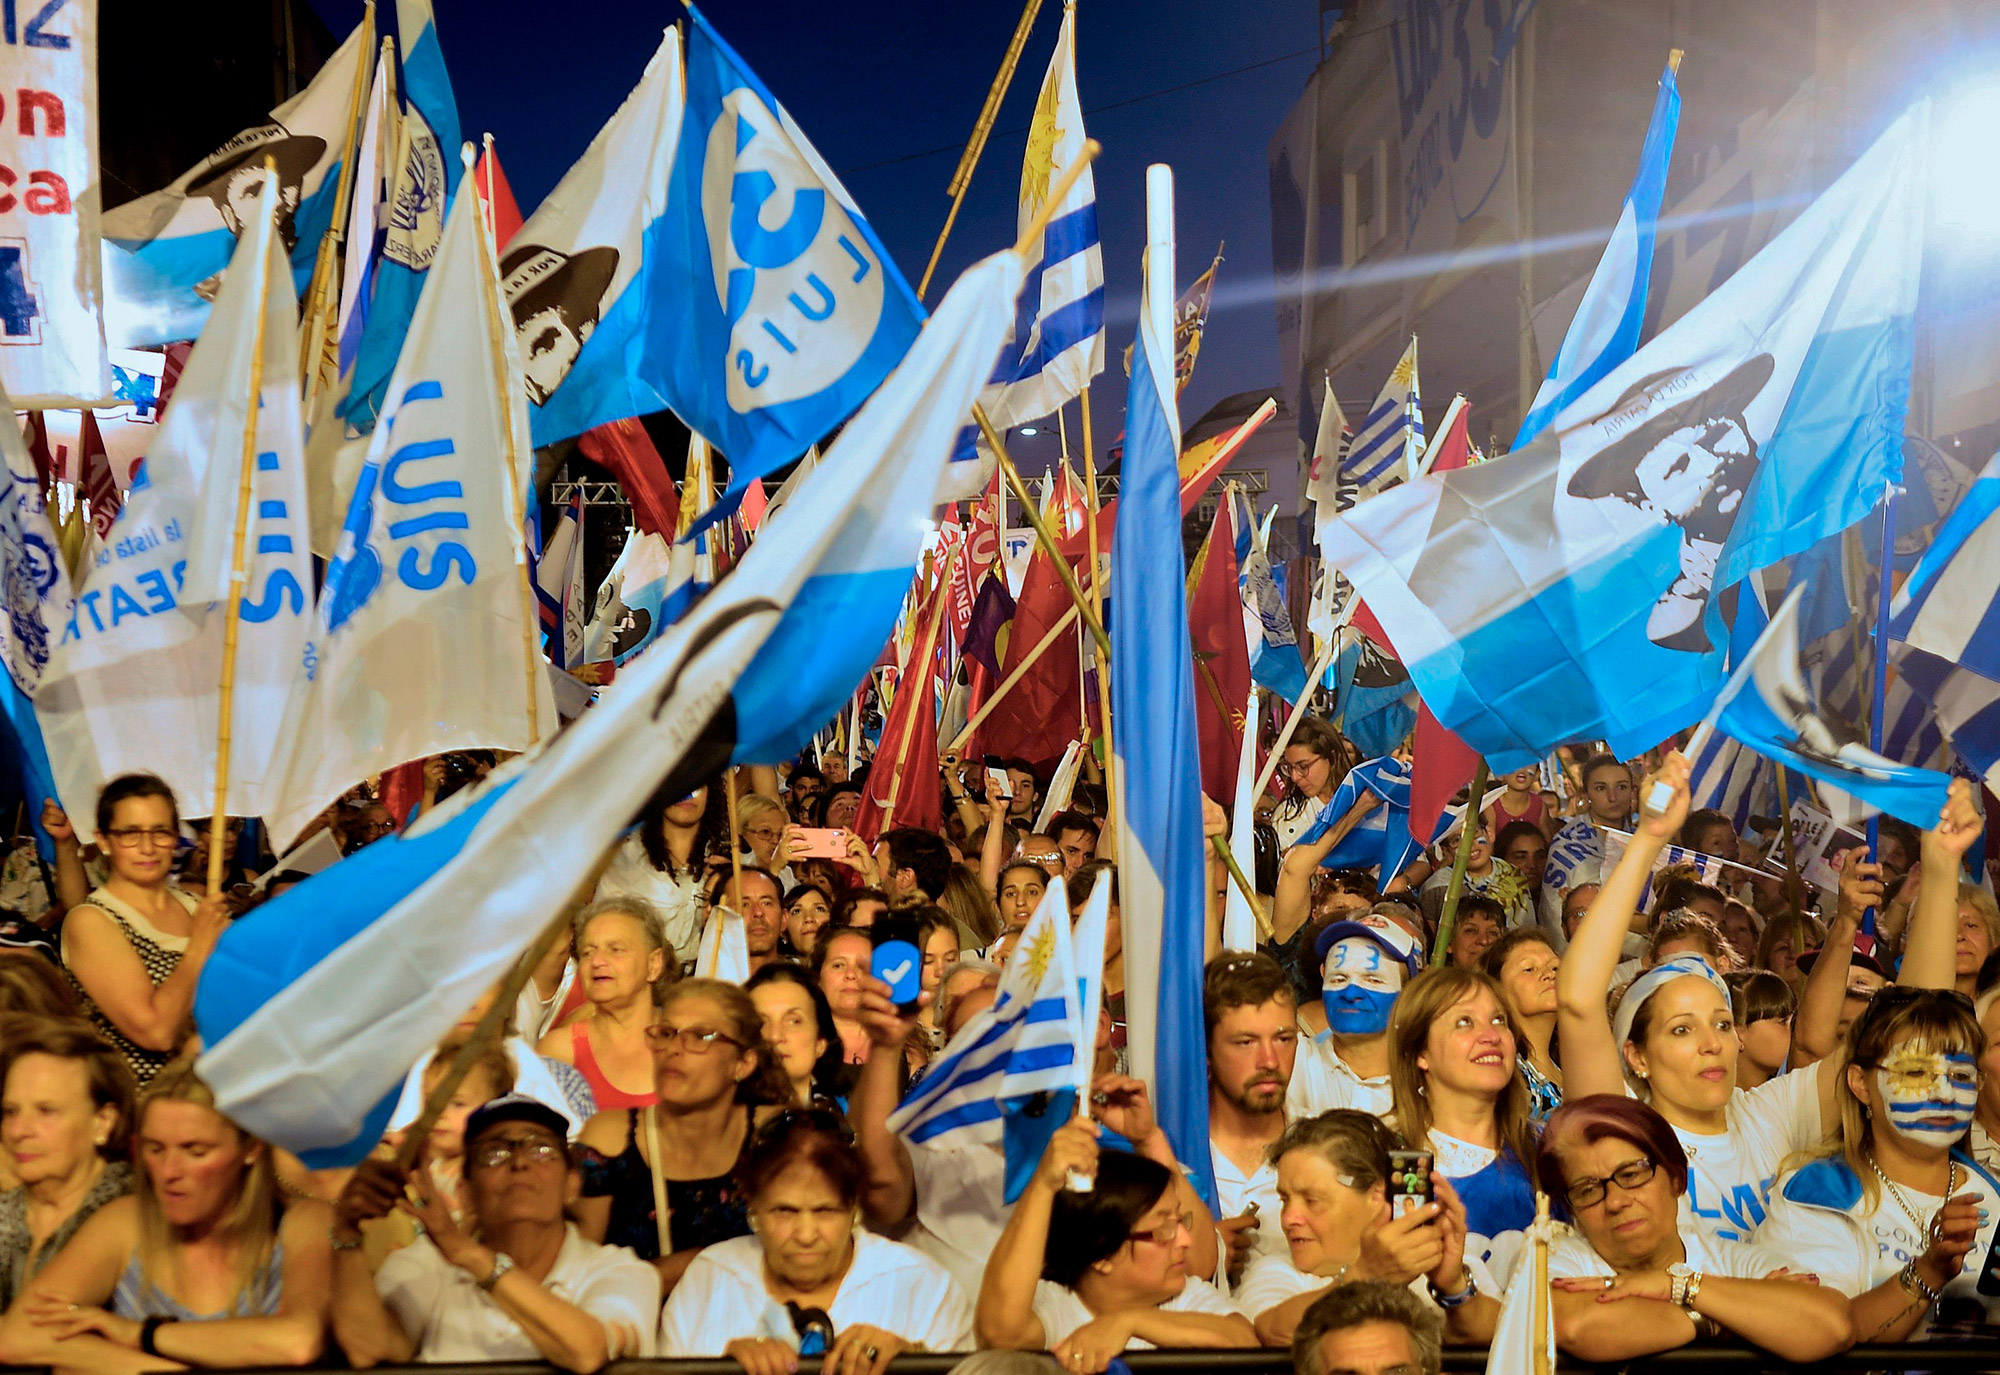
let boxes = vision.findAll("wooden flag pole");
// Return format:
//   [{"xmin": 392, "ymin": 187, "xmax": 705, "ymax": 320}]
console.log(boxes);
[
  {"xmin": 946, "ymin": 599, "xmax": 1083, "ymax": 754},
  {"xmin": 1250, "ymin": 634, "xmax": 1339, "ymax": 805},
  {"xmin": 298, "ymin": 3, "xmax": 376, "ymax": 399},
  {"xmin": 1430, "ymin": 760, "xmax": 1491, "ymax": 966},
  {"xmin": 1080, "ymin": 384, "xmax": 1115, "ymax": 848},
  {"xmin": 977, "ymin": 408, "xmax": 1109, "ymax": 656},
  {"xmin": 207, "ymin": 163, "xmax": 281, "ymax": 899},
  {"xmin": 725, "ymin": 766, "xmax": 744, "ymax": 911},
  {"xmin": 916, "ymin": 0, "xmax": 1047, "ymax": 300},
  {"xmin": 467, "ymin": 144, "xmax": 543, "ymax": 745}
]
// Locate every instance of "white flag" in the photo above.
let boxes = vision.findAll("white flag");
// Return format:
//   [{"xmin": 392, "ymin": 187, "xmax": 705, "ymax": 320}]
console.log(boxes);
[
  {"xmin": 35, "ymin": 176, "xmax": 312, "ymax": 839},
  {"xmin": 264, "ymin": 177, "xmax": 552, "ymax": 849}
]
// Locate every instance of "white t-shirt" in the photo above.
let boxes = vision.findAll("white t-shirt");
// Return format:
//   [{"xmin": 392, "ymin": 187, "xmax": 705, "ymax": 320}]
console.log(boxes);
[
  {"xmin": 1211, "ymin": 1142, "xmax": 1286, "ymax": 1267},
  {"xmin": 1029, "ymin": 1276, "xmax": 1242, "ymax": 1348},
  {"xmin": 659, "ymin": 1231, "xmax": 973, "ymax": 1356},
  {"xmin": 1752, "ymin": 1153, "xmax": 2000, "ymax": 1333},
  {"xmin": 1287, "ymin": 1035, "xmax": 1393, "ymax": 1121},
  {"xmin": 1272, "ymin": 804, "xmax": 1325, "ymax": 853},
  {"xmin": 376, "ymin": 1225, "xmax": 659, "ymax": 1362},
  {"xmin": 1669, "ymin": 1066, "xmax": 1823, "ymax": 1244},
  {"xmin": 905, "ymin": 1139, "xmax": 1008, "ymax": 1300},
  {"xmin": 595, "ymin": 834, "xmax": 707, "ymax": 966}
]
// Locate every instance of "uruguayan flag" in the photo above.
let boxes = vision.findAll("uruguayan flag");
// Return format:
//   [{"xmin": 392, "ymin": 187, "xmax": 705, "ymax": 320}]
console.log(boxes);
[
  {"xmin": 1110, "ymin": 172, "xmax": 1214, "ymax": 1210},
  {"xmin": 1292, "ymin": 755, "xmax": 1427, "ymax": 877},
  {"xmin": 887, "ymin": 877, "xmax": 1086, "ymax": 1180},
  {"xmin": 263, "ymin": 180, "xmax": 553, "ymax": 849},
  {"xmin": 1515, "ymin": 55, "xmax": 1680, "ymax": 446},
  {"xmin": 1687, "ymin": 734, "xmax": 1774, "ymax": 837},
  {"xmin": 337, "ymin": 0, "xmax": 462, "ymax": 435},
  {"xmin": 102, "ymin": 20, "xmax": 368, "ymax": 348},
  {"xmin": 953, "ymin": 1, "xmax": 1103, "ymax": 499},
  {"xmin": 1323, "ymin": 102, "xmax": 1928, "ymax": 770},
  {"xmin": 1715, "ymin": 585, "xmax": 1951, "ymax": 829},
  {"xmin": 192, "ymin": 246, "xmax": 1024, "ymax": 1163},
  {"xmin": 1892, "ymin": 450, "xmax": 2000, "ymax": 789},
  {"xmin": 1341, "ymin": 336, "xmax": 1422, "ymax": 505},
  {"xmin": 39, "ymin": 177, "xmax": 312, "ymax": 840}
]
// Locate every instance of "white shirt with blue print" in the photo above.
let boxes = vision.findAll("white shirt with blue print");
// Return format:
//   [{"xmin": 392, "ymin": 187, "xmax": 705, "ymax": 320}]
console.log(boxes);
[{"xmin": 1669, "ymin": 1062, "xmax": 1823, "ymax": 1244}]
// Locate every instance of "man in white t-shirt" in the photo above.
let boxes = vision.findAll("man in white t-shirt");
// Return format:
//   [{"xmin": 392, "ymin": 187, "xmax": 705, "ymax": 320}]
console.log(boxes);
[
  {"xmin": 1288, "ymin": 914, "xmax": 1423, "ymax": 1122},
  {"xmin": 1205, "ymin": 951, "xmax": 1299, "ymax": 1280},
  {"xmin": 330, "ymin": 1095, "xmax": 659, "ymax": 1367}
]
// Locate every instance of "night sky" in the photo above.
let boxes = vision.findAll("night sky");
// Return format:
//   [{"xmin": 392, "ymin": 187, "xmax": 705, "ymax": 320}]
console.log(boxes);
[{"xmin": 303, "ymin": 0, "xmax": 1322, "ymax": 462}]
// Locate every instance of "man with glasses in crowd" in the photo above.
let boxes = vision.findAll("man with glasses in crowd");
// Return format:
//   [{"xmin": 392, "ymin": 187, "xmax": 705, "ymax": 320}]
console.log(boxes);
[{"xmin": 330, "ymin": 1095, "xmax": 659, "ymax": 1370}]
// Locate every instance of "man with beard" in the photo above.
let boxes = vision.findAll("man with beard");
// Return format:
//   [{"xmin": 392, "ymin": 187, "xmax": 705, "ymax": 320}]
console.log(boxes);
[
  {"xmin": 1206, "ymin": 951, "xmax": 1300, "ymax": 1280},
  {"xmin": 708, "ymin": 867, "xmax": 784, "ymax": 978}
]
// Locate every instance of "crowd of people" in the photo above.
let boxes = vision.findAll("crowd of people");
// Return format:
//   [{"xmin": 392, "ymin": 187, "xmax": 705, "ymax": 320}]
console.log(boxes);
[{"xmin": 0, "ymin": 722, "xmax": 1996, "ymax": 1375}]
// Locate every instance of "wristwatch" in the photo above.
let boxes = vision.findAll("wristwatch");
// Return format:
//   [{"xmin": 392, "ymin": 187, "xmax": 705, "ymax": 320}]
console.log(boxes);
[
  {"xmin": 477, "ymin": 1251, "xmax": 515, "ymax": 1293},
  {"xmin": 1666, "ymin": 1263, "xmax": 1703, "ymax": 1309}
]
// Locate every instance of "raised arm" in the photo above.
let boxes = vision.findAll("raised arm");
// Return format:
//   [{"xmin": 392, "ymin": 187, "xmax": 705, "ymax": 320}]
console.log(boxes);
[
  {"xmin": 42, "ymin": 800, "xmax": 89, "ymax": 916},
  {"xmin": 976, "ymin": 1118, "xmax": 1097, "ymax": 1350},
  {"xmin": 330, "ymin": 1162, "xmax": 420, "ymax": 1367},
  {"xmin": 1556, "ymin": 753, "xmax": 1688, "ymax": 1099},
  {"xmin": 1900, "ymin": 779, "xmax": 1983, "ymax": 990},
  {"xmin": 979, "ymin": 776, "xmax": 1010, "ymax": 895},
  {"xmin": 1792, "ymin": 849, "xmax": 1873, "ymax": 1066},
  {"xmin": 852, "ymin": 978, "xmax": 920, "ymax": 1230},
  {"xmin": 63, "ymin": 896, "xmax": 229, "ymax": 1052},
  {"xmin": 1272, "ymin": 796, "xmax": 1371, "ymax": 945}
]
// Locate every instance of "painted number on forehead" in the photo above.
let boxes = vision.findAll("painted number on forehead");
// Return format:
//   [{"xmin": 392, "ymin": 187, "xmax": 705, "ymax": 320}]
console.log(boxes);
[{"xmin": 1331, "ymin": 941, "xmax": 1383, "ymax": 973}]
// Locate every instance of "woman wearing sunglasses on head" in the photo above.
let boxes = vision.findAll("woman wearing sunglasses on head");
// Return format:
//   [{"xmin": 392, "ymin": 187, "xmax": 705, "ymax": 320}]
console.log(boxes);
[
  {"xmin": 976, "ymin": 1118, "xmax": 1253, "ymax": 1374},
  {"xmin": 660, "ymin": 1110, "xmax": 971, "ymax": 1375},
  {"xmin": 1754, "ymin": 986, "xmax": 2000, "ymax": 1340},
  {"xmin": 573, "ymin": 980, "xmax": 789, "ymax": 1296},
  {"xmin": 1486, "ymin": 1094, "xmax": 1852, "ymax": 1364}
]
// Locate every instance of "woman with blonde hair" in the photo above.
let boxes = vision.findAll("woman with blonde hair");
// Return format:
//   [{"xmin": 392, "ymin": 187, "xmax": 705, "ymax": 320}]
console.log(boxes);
[
  {"xmin": 1386, "ymin": 967, "xmax": 1539, "ymax": 1285},
  {"xmin": 0, "ymin": 1058, "xmax": 330, "ymax": 1371},
  {"xmin": 1951, "ymin": 884, "xmax": 2000, "ymax": 999},
  {"xmin": 538, "ymin": 896, "xmax": 680, "ymax": 1110},
  {"xmin": 735, "ymin": 794, "xmax": 788, "ymax": 874},
  {"xmin": 1755, "ymin": 988, "xmax": 1999, "ymax": 1341}
]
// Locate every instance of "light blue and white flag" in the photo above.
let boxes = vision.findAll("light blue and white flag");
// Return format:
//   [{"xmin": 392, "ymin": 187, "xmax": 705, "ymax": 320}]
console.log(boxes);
[
  {"xmin": 1341, "ymin": 336, "xmax": 1422, "ymax": 505},
  {"xmin": 0, "ymin": 398, "xmax": 74, "ymax": 860},
  {"xmin": 557, "ymin": 492, "xmax": 587, "ymax": 670},
  {"xmin": 887, "ymin": 876, "xmax": 1087, "ymax": 1191},
  {"xmin": 263, "ymin": 179, "xmax": 552, "ymax": 849},
  {"xmin": 1323, "ymin": 102, "xmax": 1929, "ymax": 771},
  {"xmin": 192, "ymin": 247, "xmax": 1025, "ymax": 1163},
  {"xmin": 1715, "ymin": 585, "xmax": 1950, "ymax": 829},
  {"xmin": 1292, "ymin": 755, "xmax": 1427, "ymax": 876},
  {"xmin": 1110, "ymin": 170, "xmax": 1213, "ymax": 1211},
  {"xmin": 102, "ymin": 20, "xmax": 369, "ymax": 348},
  {"xmin": 951, "ymin": 0, "xmax": 1103, "ymax": 501},
  {"xmin": 335, "ymin": 0, "xmax": 462, "ymax": 437},
  {"xmin": 1515, "ymin": 54, "xmax": 1681, "ymax": 446},
  {"xmin": 582, "ymin": 530, "xmax": 675, "ymax": 666},
  {"xmin": 39, "ymin": 177, "xmax": 313, "ymax": 839},
  {"xmin": 1891, "ymin": 450, "xmax": 2000, "ymax": 789},
  {"xmin": 1241, "ymin": 497, "xmax": 1308, "ymax": 703}
]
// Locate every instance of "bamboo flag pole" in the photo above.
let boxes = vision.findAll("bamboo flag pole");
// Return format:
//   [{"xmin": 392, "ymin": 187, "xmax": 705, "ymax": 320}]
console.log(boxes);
[
  {"xmin": 946, "ymin": 598, "xmax": 1084, "ymax": 754},
  {"xmin": 207, "ymin": 164, "xmax": 281, "ymax": 899},
  {"xmin": 466, "ymin": 144, "xmax": 543, "ymax": 745},
  {"xmin": 1430, "ymin": 760, "xmax": 1491, "ymax": 966},
  {"xmin": 298, "ymin": 2, "xmax": 375, "ymax": 400},
  {"xmin": 1080, "ymin": 385, "xmax": 1115, "ymax": 848},
  {"xmin": 1530, "ymin": 1192, "xmax": 1554, "ymax": 1375},
  {"xmin": 916, "ymin": 0, "xmax": 1047, "ymax": 300},
  {"xmin": 1250, "ymin": 634, "xmax": 1339, "ymax": 805}
]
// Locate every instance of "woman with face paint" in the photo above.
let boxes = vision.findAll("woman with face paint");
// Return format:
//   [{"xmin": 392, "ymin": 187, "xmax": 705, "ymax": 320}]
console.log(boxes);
[
  {"xmin": 1285, "ymin": 915, "xmax": 1424, "ymax": 1120},
  {"xmin": 1753, "ymin": 989, "xmax": 2000, "ymax": 1340},
  {"xmin": 1560, "ymin": 757, "xmax": 1986, "ymax": 1248}
]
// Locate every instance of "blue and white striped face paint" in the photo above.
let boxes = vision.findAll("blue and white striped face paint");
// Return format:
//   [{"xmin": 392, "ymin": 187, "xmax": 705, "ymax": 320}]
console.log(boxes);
[
  {"xmin": 1322, "ymin": 937, "xmax": 1404, "ymax": 1037},
  {"xmin": 1875, "ymin": 1048, "xmax": 1979, "ymax": 1146}
]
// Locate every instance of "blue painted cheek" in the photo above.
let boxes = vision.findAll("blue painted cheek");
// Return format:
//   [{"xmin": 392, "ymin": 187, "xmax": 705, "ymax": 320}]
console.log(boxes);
[{"xmin": 1324, "ymin": 986, "xmax": 1398, "ymax": 1036}]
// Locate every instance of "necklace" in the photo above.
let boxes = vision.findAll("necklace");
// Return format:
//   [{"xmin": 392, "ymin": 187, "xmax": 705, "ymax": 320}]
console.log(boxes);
[{"xmin": 1867, "ymin": 1152, "xmax": 1958, "ymax": 1243}]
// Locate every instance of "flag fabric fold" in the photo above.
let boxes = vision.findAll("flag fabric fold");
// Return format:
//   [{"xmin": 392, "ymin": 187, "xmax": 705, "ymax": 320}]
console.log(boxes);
[{"xmin": 1294, "ymin": 755, "xmax": 1427, "ymax": 877}]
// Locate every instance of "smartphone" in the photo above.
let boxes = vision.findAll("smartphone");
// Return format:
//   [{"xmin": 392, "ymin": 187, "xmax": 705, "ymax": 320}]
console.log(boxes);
[
  {"xmin": 986, "ymin": 767, "xmax": 1014, "ymax": 800},
  {"xmin": 789, "ymin": 827, "xmax": 848, "ymax": 860},
  {"xmin": 1387, "ymin": 1149, "xmax": 1434, "ymax": 1220},
  {"xmin": 871, "ymin": 915, "xmax": 923, "ymax": 1014}
]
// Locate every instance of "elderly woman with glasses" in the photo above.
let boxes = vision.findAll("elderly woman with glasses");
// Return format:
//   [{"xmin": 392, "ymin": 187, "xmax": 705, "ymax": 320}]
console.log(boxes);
[
  {"xmin": 1487, "ymin": 1094, "xmax": 1853, "ymax": 1364},
  {"xmin": 976, "ymin": 1118, "xmax": 1253, "ymax": 1374},
  {"xmin": 575, "ymin": 980, "xmax": 791, "ymax": 1296},
  {"xmin": 58, "ymin": 775, "xmax": 231, "ymax": 1087},
  {"xmin": 661, "ymin": 1110, "xmax": 971, "ymax": 1375}
]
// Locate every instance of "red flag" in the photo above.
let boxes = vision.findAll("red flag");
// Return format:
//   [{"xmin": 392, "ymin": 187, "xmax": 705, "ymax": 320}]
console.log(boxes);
[
  {"xmin": 577, "ymin": 418, "xmax": 680, "ymax": 539},
  {"xmin": 966, "ymin": 469, "xmax": 1002, "ymax": 575},
  {"xmin": 738, "ymin": 477, "xmax": 769, "ymax": 532},
  {"xmin": 475, "ymin": 140, "xmax": 525, "ymax": 248},
  {"xmin": 1425, "ymin": 395, "xmax": 1473, "ymax": 476},
  {"xmin": 1187, "ymin": 501, "xmax": 1253, "ymax": 807},
  {"xmin": 972, "ymin": 547, "xmax": 1082, "ymax": 773},
  {"xmin": 380, "ymin": 759, "xmax": 426, "ymax": 828},
  {"xmin": 75, "ymin": 412, "xmax": 121, "ymax": 540},
  {"xmin": 1408, "ymin": 703, "xmax": 1480, "ymax": 849},
  {"xmin": 856, "ymin": 574, "xmax": 952, "ymax": 844}
]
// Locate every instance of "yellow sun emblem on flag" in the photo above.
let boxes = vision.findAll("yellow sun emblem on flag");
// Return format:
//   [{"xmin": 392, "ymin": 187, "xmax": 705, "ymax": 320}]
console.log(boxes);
[
  {"xmin": 1020, "ymin": 75, "xmax": 1064, "ymax": 216},
  {"xmin": 1389, "ymin": 353, "xmax": 1416, "ymax": 388},
  {"xmin": 1023, "ymin": 920, "xmax": 1057, "ymax": 986}
]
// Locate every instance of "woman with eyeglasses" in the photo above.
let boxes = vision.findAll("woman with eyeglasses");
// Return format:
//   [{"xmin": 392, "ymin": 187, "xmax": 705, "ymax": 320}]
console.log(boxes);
[
  {"xmin": 1754, "ymin": 987, "xmax": 2000, "ymax": 1340},
  {"xmin": 538, "ymin": 897, "xmax": 680, "ymax": 1111},
  {"xmin": 977, "ymin": 1119, "xmax": 1254, "ymax": 1373},
  {"xmin": 661, "ymin": 1111, "xmax": 972, "ymax": 1373},
  {"xmin": 1236, "ymin": 1110, "xmax": 1498, "ymax": 1348},
  {"xmin": 735, "ymin": 795, "xmax": 788, "ymax": 875},
  {"xmin": 0, "ymin": 1058, "xmax": 332, "ymax": 1373},
  {"xmin": 595, "ymin": 776, "xmax": 729, "ymax": 968},
  {"xmin": 1558, "ymin": 754, "xmax": 1983, "ymax": 1245},
  {"xmin": 1490, "ymin": 1094, "xmax": 1851, "ymax": 1364},
  {"xmin": 575, "ymin": 979, "xmax": 791, "ymax": 1294},
  {"xmin": 1270, "ymin": 718, "xmax": 1350, "ymax": 851},
  {"xmin": 59, "ymin": 775, "xmax": 230, "ymax": 1087}
]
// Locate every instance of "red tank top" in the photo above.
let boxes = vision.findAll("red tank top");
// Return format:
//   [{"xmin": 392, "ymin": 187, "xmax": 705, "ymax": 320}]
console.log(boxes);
[{"xmin": 569, "ymin": 1020, "xmax": 658, "ymax": 1109}]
